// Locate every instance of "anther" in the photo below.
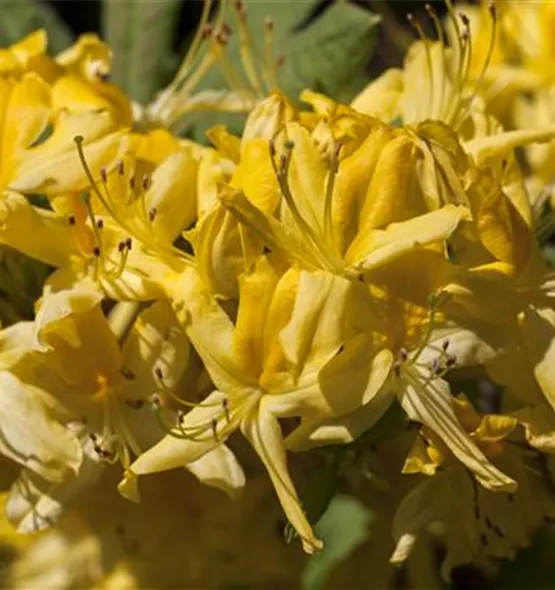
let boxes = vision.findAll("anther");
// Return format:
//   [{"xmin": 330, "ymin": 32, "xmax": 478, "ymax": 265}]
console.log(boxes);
[
  {"xmin": 201, "ymin": 24, "xmax": 213, "ymax": 39},
  {"xmin": 399, "ymin": 348, "xmax": 408, "ymax": 362},
  {"xmin": 116, "ymin": 160, "xmax": 124, "ymax": 175},
  {"xmin": 459, "ymin": 13, "xmax": 470, "ymax": 27},
  {"xmin": 442, "ymin": 340, "xmax": 450, "ymax": 352},
  {"xmin": 93, "ymin": 246, "xmax": 101, "ymax": 257},
  {"xmin": 100, "ymin": 167, "xmax": 107, "ymax": 183},
  {"xmin": 488, "ymin": 1, "xmax": 496, "ymax": 20},
  {"xmin": 211, "ymin": 418, "xmax": 219, "ymax": 441},
  {"xmin": 269, "ymin": 140, "xmax": 276, "ymax": 158},
  {"xmin": 222, "ymin": 22, "xmax": 233, "ymax": 36},
  {"xmin": 151, "ymin": 393, "xmax": 163, "ymax": 409},
  {"xmin": 393, "ymin": 360, "xmax": 402, "ymax": 377},
  {"xmin": 223, "ymin": 398, "xmax": 231, "ymax": 424},
  {"xmin": 265, "ymin": 17, "xmax": 274, "ymax": 31},
  {"xmin": 430, "ymin": 357, "xmax": 441, "ymax": 375},
  {"xmin": 155, "ymin": 366, "xmax": 164, "ymax": 381},
  {"xmin": 125, "ymin": 399, "xmax": 144, "ymax": 409},
  {"xmin": 446, "ymin": 354, "xmax": 457, "ymax": 368},
  {"xmin": 284, "ymin": 140, "xmax": 295, "ymax": 151},
  {"xmin": 129, "ymin": 175, "xmax": 135, "ymax": 190},
  {"xmin": 96, "ymin": 218, "xmax": 104, "ymax": 229},
  {"xmin": 177, "ymin": 409, "xmax": 185, "ymax": 424},
  {"xmin": 148, "ymin": 207, "xmax": 157, "ymax": 222},
  {"xmin": 121, "ymin": 367, "xmax": 135, "ymax": 380},
  {"xmin": 95, "ymin": 66, "xmax": 110, "ymax": 83},
  {"xmin": 68, "ymin": 215, "xmax": 76, "ymax": 226},
  {"xmin": 125, "ymin": 237, "xmax": 132, "ymax": 250},
  {"xmin": 118, "ymin": 240, "xmax": 126, "ymax": 253},
  {"xmin": 141, "ymin": 174, "xmax": 151, "ymax": 191}
]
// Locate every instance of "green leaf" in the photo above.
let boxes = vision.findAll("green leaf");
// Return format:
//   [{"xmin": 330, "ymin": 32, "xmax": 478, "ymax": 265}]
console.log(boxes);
[
  {"xmin": 280, "ymin": 1, "xmax": 381, "ymax": 103},
  {"xmin": 0, "ymin": 0, "xmax": 73, "ymax": 53},
  {"xmin": 301, "ymin": 495, "xmax": 374, "ymax": 590},
  {"xmin": 102, "ymin": 0, "xmax": 182, "ymax": 104},
  {"xmin": 190, "ymin": 0, "xmax": 380, "ymax": 141}
]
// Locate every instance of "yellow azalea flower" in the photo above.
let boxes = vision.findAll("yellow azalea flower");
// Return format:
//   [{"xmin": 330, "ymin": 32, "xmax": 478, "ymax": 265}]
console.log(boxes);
[
  {"xmin": 391, "ymin": 395, "xmax": 555, "ymax": 578},
  {"xmin": 0, "ymin": 29, "xmax": 132, "ymax": 125},
  {"xmin": 221, "ymin": 118, "xmax": 470, "ymax": 280},
  {"xmin": 74, "ymin": 136, "xmax": 199, "ymax": 271},
  {"xmin": 0, "ymin": 191, "xmax": 171, "ymax": 301},
  {"xmin": 50, "ymin": 33, "xmax": 132, "ymax": 125},
  {"xmin": 287, "ymin": 248, "xmax": 514, "ymax": 493},
  {"xmin": 123, "ymin": 257, "xmax": 368, "ymax": 554},
  {"xmin": 3, "ymin": 288, "xmax": 205, "ymax": 532},
  {"xmin": 345, "ymin": 4, "xmax": 555, "ymax": 229},
  {"xmin": 0, "ymin": 72, "xmax": 124, "ymax": 198}
]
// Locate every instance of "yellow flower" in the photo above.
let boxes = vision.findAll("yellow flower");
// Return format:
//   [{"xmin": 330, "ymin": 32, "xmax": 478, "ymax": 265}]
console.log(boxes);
[
  {"xmin": 124, "ymin": 257, "xmax": 365, "ymax": 554},
  {"xmin": 3, "ymin": 288, "xmax": 198, "ymax": 532},
  {"xmin": 222, "ymin": 118, "xmax": 468, "ymax": 280},
  {"xmin": 391, "ymin": 395, "xmax": 555, "ymax": 578},
  {"xmin": 50, "ymin": 33, "xmax": 132, "ymax": 125},
  {"xmin": 287, "ymin": 248, "xmax": 514, "ymax": 493},
  {"xmin": 0, "ymin": 73, "xmax": 124, "ymax": 198}
]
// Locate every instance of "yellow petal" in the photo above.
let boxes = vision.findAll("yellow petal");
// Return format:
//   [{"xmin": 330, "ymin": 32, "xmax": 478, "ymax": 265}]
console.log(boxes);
[
  {"xmin": 0, "ymin": 73, "xmax": 51, "ymax": 188},
  {"xmin": 357, "ymin": 132, "xmax": 422, "ymax": 231},
  {"xmin": 348, "ymin": 205, "xmax": 468, "ymax": 272},
  {"xmin": 399, "ymin": 371, "xmax": 516, "ymax": 492},
  {"xmin": 186, "ymin": 444, "xmax": 245, "ymax": 501},
  {"xmin": 279, "ymin": 270, "xmax": 351, "ymax": 375},
  {"xmin": 233, "ymin": 256, "xmax": 279, "ymax": 380},
  {"xmin": 464, "ymin": 125, "xmax": 555, "ymax": 168},
  {"xmin": 285, "ymin": 121, "xmax": 328, "ymax": 234},
  {"xmin": 130, "ymin": 390, "xmax": 230, "ymax": 475},
  {"xmin": 0, "ymin": 371, "xmax": 82, "ymax": 482},
  {"xmin": 12, "ymin": 111, "xmax": 126, "ymax": 195},
  {"xmin": 240, "ymin": 401, "xmax": 323, "ymax": 554},
  {"xmin": 146, "ymin": 148, "xmax": 198, "ymax": 242},
  {"xmin": 220, "ymin": 188, "xmax": 323, "ymax": 270},
  {"xmin": 242, "ymin": 91, "xmax": 296, "ymax": 145},
  {"xmin": 164, "ymin": 268, "xmax": 253, "ymax": 392},
  {"xmin": 351, "ymin": 68, "xmax": 403, "ymax": 118},
  {"xmin": 0, "ymin": 191, "xmax": 80, "ymax": 268},
  {"xmin": 230, "ymin": 138, "xmax": 280, "ymax": 212}
]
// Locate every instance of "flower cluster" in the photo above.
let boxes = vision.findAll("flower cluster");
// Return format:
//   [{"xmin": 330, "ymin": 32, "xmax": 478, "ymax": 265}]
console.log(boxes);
[{"xmin": 2, "ymin": 1, "xmax": 555, "ymax": 585}]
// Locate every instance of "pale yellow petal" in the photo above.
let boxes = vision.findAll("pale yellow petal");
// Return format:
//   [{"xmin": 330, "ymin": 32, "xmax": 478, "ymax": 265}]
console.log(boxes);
[
  {"xmin": 0, "ymin": 371, "xmax": 82, "ymax": 482},
  {"xmin": 399, "ymin": 372, "xmax": 516, "ymax": 492},
  {"xmin": 240, "ymin": 402, "xmax": 323, "ymax": 554},
  {"xmin": 186, "ymin": 444, "xmax": 245, "ymax": 501}
]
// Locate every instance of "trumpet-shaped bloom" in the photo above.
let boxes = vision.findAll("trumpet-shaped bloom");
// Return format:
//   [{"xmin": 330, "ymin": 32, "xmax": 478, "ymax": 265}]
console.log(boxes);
[
  {"xmin": 124, "ymin": 257, "xmax": 370, "ymax": 554},
  {"xmin": 2, "ymin": 288, "xmax": 199, "ymax": 532},
  {"xmin": 391, "ymin": 395, "xmax": 555, "ymax": 577},
  {"xmin": 221, "ymin": 118, "xmax": 470, "ymax": 280},
  {"xmin": 287, "ymin": 248, "xmax": 514, "ymax": 493}
]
